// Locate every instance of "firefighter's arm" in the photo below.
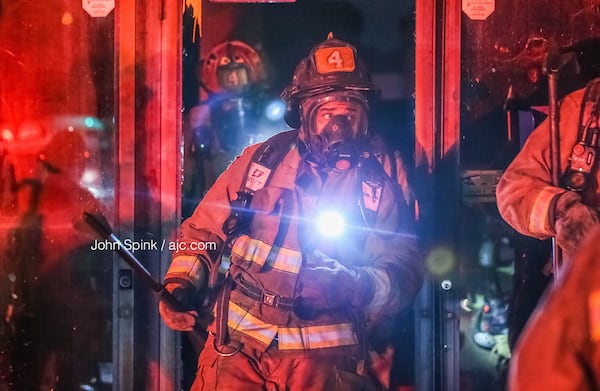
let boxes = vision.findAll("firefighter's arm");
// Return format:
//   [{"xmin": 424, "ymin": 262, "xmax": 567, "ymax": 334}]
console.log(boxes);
[
  {"xmin": 552, "ymin": 191, "xmax": 599, "ymax": 255},
  {"xmin": 366, "ymin": 150, "xmax": 423, "ymax": 317},
  {"xmin": 160, "ymin": 143, "xmax": 261, "ymax": 330},
  {"xmin": 496, "ymin": 90, "xmax": 588, "ymax": 240},
  {"xmin": 361, "ymin": 184, "xmax": 423, "ymax": 319},
  {"xmin": 298, "ymin": 170, "xmax": 423, "ymax": 319},
  {"xmin": 296, "ymin": 233, "xmax": 422, "ymax": 320},
  {"xmin": 509, "ymin": 227, "xmax": 600, "ymax": 390},
  {"xmin": 165, "ymin": 143, "xmax": 261, "ymax": 285},
  {"xmin": 371, "ymin": 133, "xmax": 416, "ymax": 211}
]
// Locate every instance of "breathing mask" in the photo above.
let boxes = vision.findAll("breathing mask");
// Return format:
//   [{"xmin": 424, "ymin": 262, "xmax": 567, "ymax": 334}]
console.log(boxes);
[{"xmin": 298, "ymin": 91, "xmax": 368, "ymax": 170}]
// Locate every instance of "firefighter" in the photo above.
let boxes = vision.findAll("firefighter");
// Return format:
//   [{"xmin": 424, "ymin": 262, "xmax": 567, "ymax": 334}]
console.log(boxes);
[
  {"xmin": 496, "ymin": 80, "xmax": 600, "ymax": 262},
  {"xmin": 183, "ymin": 40, "xmax": 267, "ymax": 217},
  {"xmin": 509, "ymin": 226, "xmax": 600, "ymax": 390},
  {"xmin": 496, "ymin": 77, "xmax": 600, "ymax": 349},
  {"xmin": 160, "ymin": 34, "xmax": 423, "ymax": 390}
]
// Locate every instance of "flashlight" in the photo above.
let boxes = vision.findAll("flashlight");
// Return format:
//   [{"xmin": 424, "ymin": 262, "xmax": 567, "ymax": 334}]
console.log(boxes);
[{"xmin": 317, "ymin": 210, "xmax": 346, "ymax": 238}]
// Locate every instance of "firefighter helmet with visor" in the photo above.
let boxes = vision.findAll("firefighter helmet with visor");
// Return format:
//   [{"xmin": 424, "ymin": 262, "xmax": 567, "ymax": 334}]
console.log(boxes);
[
  {"xmin": 200, "ymin": 40, "xmax": 265, "ymax": 95},
  {"xmin": 281, "ymin": 34, "xmax": 379, "ymax": 169}
]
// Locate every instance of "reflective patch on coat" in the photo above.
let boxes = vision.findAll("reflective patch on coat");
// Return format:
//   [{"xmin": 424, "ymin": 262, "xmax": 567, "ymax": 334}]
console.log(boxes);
[
  {"xmin": 245, "ymin": 162, "xmax": 272, "ymax": 192},
  {"xmin": 362, "ymin": 181, "xmax": 382, "ymax": 212},
  {"xmin": 589, "ymin": 290, "xmax": 600, "ymax": 341}
]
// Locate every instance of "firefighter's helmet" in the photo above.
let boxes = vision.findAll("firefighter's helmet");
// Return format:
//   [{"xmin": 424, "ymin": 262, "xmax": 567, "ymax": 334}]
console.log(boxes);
[
  {"xmin": 200, "ymin": 40, "xmax": 265, "ymax": 95},
  {"xmin": 281, "ymin": 33, "xmax": 378, "ymax": 128}
]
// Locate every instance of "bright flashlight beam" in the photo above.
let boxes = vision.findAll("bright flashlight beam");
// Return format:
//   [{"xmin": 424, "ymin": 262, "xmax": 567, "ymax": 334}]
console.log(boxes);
[
  {"xmin": 317, "ymin": 210, "xmax": 346, "ymax": 238},
  {"xmin": 199, "ymin": 199, "xmax": 419, "ymax": 241}
]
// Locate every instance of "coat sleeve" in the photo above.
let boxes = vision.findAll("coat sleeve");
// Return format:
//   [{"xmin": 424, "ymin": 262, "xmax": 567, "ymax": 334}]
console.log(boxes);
[
  {"xmin": 363, "ymin": 153, "xmax": 424, "ymax": 319},
  {"xmin": 509, "ymin": 226, "xmax": 600, "ymax": 391},
  {"xmin": 496, "ymin": 90, "xmax": 584, "ymax": 239},
  {"xmin": 163, "ymin": 143, "xmax": 262, "ymax": 290}
]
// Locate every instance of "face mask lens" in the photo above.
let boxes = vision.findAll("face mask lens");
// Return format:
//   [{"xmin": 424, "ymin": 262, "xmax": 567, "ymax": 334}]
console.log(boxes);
[
  {"xmin": 305, "ymin": 96, "xmax": 367, "ymax": 139},
  {"xmin": 299, "ymin": 93, "xmax": 368, "ymax": 168}
]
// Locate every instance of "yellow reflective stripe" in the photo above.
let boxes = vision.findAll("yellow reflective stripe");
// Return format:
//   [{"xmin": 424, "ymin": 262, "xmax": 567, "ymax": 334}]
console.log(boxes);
[
  {"xmin": 228, "ymin": 301, "xmax": 277, "ymax": 346},
  {"xmin": 278, "ymin": 323, "xmax": 358, "ymax": 350},
  {"xmin": 227, "ymin": 302, "xmax": 357, "ymax": 350},
  {"xmin": 232, "ymin": 236, "xmax": 302, "ymax": 274},
  {"xmin": 169, "ymin": 255, "xmax": 198, "ymax": 272},
  {"xmin": 528, "ymin": 186, "xmax": 565, "ymax": 235},
  {"xmin": 167, "ymin": 255, "xmax": 202, "ymax": 286},
  {"xmin": 265, "ymin": 246, "xmax": 302, "ymax": 274},
  {"xmin": 232, "ymin": 236, "xmax": 269, "ymax": 268}
]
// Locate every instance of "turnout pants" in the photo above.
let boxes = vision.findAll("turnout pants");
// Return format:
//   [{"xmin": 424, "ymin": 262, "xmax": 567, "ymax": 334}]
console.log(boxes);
[{"xmin": 191, "ymin": 335, "xmax": 380, "ymax": 391}]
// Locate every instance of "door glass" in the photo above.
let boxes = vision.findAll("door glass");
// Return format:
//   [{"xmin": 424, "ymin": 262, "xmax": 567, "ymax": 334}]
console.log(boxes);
[
  {"xmin": 455, "ymin": 4, "xmax": 594, "ymax": 388},
  {"xmin": 0, "ymin": 3, "xmax": 115, "ymax": 390}
]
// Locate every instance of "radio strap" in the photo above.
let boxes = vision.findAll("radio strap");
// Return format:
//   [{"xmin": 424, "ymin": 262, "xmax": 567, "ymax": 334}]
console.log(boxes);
[{"xmin": 562, "ymin": 77, "xmax": 600, "ymax": 191}]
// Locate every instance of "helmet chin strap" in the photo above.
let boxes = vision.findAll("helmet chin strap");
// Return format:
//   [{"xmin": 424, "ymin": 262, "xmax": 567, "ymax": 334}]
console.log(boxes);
[{"xmin": 300, "ymin": 115, "xmax": 363, "ymax": 170}]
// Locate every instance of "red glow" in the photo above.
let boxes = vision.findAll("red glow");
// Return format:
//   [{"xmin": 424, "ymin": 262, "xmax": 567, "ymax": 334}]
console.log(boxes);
[{"xmin": 1, "ymin": 128, "xmax": 14, "ymax": 141}]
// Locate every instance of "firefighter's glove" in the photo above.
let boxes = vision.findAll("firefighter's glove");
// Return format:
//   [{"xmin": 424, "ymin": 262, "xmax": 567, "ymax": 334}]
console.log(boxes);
[
  {"xmin": 158, "ymin": 281, "xmax": 198, "ymax": 331},
  {"xmin": 296, "ymin": 250, "xmax": 374, "ymax": 316},
  {"xmin": 553, "ymin": 191, "xmax": 600, "ymax": 256}
]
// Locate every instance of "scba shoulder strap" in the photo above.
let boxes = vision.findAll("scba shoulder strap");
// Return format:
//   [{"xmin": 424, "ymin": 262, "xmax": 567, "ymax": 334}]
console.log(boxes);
[
  {"xmin": 221, "ymin": 130, "xmax": 298, "ymax": 238},
  {"xmin": 240, "ymin": 130, "xmax": 299, "ymax": 194},
  {"xmin": 563, "ymin": 77, "xmax": 600, "ymax": 191}
]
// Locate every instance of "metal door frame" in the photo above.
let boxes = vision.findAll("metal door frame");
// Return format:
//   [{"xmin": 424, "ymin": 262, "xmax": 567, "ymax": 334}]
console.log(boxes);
[
  {"xmin": 114, "ymin": 1, "xmax": 182, "ymax": 389},
  {"xmin": 415, "ymin": 1, "xmax": 462, "ymax": 390}
]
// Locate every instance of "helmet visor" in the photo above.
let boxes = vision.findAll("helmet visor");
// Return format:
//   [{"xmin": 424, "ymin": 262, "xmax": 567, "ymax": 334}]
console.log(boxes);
[{"xmin": 301, "ymin": 91, "xmax": 369, "ymax": 140}]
